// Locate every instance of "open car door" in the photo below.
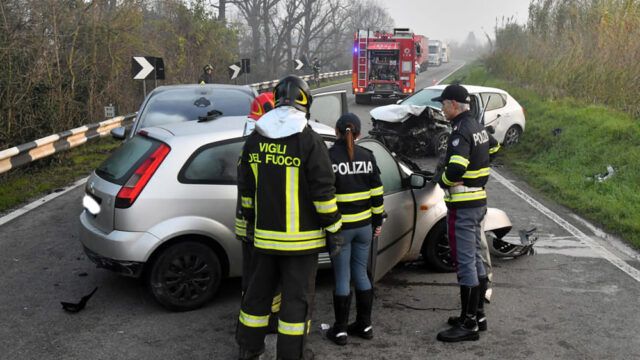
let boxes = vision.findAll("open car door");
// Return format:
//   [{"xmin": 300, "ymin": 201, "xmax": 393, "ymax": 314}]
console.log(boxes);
[{"xmin": 308, "ymin": 90, "xmax": 349, "ymax": 127}]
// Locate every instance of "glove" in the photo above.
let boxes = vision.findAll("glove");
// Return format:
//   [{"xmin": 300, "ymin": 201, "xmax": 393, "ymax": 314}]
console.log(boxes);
[{"xmin": 326, "ymin": 231, "xmax": 344, "ymax": 259}]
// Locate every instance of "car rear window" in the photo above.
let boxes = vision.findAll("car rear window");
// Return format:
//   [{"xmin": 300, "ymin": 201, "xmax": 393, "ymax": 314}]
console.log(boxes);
[
  {"xmin": 179, "ymin": 139, "xmax": 245, "ymax": 184},
  {"xmin": 138, "ymin": 87, "xmax": 253, "ymax": 129},
  {"xmin": 95, "ymin": 136, "xmax": 161, "ymax": 185}
]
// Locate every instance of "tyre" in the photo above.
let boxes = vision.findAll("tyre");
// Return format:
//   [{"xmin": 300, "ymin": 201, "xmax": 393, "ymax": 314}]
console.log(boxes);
[
  {"xmin": 503, "ymin": 125, "xmax": 522, "ymax": 147},
  {"xmin": 430, "ymin": 131, "xmax": 449, "ymax": 155},
  {"xmin": 421, "ymin": 220, "xmax": 455, "ymax": 272},
  {"xmin": 147, "ymin": 241, "xmax": 222, "ymax": 311}
]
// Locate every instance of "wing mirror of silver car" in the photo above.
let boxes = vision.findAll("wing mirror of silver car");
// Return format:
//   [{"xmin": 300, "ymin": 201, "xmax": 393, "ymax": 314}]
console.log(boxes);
[
  {"xmin": 111, "ymin": 126, "xmax": 126, "ymax": 140},
  {"xmin": 409, "ymin": 173, "xmax": 427, "ymax": 189}
]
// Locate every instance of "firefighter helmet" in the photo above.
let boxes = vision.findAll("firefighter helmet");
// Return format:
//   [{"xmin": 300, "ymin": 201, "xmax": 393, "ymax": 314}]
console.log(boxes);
[
  {"xmin": 249, "ymin": 92, "xmax": 275, "ymax": 120},
  {"xmin": 203, "ymin": 64, "xmax": 213, "ymax": 72},
  {"xmin": 274, "ymin": 75, "xmax": 312, "ymax": 114}
]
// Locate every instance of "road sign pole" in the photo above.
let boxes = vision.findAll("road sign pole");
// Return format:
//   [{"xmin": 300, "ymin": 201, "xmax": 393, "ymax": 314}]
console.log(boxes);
[{"xmin": 143, "ymin": 80, "xmax": 147, "ymax": 98}]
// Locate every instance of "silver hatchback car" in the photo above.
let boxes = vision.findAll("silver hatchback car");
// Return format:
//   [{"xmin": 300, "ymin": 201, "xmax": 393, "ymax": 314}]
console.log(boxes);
[{"xmin": 79, "ymin": 91, "xmax": 513, "ymax": 311}]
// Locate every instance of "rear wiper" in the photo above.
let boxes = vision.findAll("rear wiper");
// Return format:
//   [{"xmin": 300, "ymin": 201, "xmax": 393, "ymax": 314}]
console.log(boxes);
[{"xmin": 197, "ymin": 109, "xmax": 224, "ymax": 122}]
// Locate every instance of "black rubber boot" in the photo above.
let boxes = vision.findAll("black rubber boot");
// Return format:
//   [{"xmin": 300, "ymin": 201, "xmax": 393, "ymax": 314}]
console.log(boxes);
[
  {"xmin": 238, "ymin": 346, "xmax": 264, "ymax": 360},
  {"xmin": 347, "ymin": 289, "xmax": 373, "ymax": 339},
  {"xmin": 327, "ymin": 293, "xmax": 351, "ymax": 345},
  {"xmin": 277, "ymin": 348, "xmax": 314, "ymax": 360},
  {"xmin": 437, "ymin": 286, "xmax": 480, "ymax": 342},
  {"xmin": 447, "ymin": 278, "xmax": 488, "ymax": 331}
]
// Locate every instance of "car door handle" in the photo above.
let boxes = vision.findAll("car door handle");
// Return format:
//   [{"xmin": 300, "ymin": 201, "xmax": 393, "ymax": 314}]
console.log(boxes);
[{"xmin": 495, "ymin": 114, "xmax": 501, "ymax": 118}]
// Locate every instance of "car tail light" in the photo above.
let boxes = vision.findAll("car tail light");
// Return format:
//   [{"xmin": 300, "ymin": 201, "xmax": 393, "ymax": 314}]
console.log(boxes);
[{"xmin": 115, "ymin": 143, "xmax": 170, "ymax": 208}]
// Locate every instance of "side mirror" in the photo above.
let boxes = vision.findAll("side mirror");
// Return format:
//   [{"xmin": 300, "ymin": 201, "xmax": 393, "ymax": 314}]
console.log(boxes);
[
  {"xmin": 486, "ymin": 125, "xmax": 495, "ymax": 134},
  {"xmin": 110, "ymin": 126, "xmax": 126, "ymax": 140},
  {"xmin": 409, "ymin": 173, "xmax": 427, "ymax": 189}
]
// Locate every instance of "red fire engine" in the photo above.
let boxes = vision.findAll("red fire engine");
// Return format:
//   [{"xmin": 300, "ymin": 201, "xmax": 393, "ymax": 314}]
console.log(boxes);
[{"xmin": 352, "ymin": 28, "xmax": 422, "ymax": 104}]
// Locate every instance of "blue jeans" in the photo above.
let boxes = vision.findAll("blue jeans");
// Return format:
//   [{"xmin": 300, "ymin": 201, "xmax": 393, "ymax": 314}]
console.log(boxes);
[
  {"xmin": 447, "ymin": 206, "xmax": 487, "ymax": 287},
  {"xmin": 331, "ymin": 225, "xmax": 373, "ymax": 296}
]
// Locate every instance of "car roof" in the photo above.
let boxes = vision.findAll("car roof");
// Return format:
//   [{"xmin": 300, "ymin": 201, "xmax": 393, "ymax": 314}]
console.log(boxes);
[
  {"xmin": 148, "ymin": 83, "xmax": 257, "ymax": 97},
  {"xmin": 426, "ymin": 84, "xmax": 508, "ymax": 95},
  {"xmin": 142, "ymin": 116, "xmax": 335, "ymax": 145}
]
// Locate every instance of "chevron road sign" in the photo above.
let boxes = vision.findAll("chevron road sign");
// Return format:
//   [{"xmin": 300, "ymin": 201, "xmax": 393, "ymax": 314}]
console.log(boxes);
[
  {"xmin": 131, "ymin": 56, "xmax": 164, "ymax": 80},
  {"xmin": 294, "ymin": 59, "xmax": 305, "ymax": 70},
  {"xmin": 229, "ymin": 63, "xmax": 242, "ymax": 79}
]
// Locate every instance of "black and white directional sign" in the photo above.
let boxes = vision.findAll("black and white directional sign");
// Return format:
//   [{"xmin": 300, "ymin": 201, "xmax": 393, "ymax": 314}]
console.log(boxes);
[
  {"xmin": 131, "ymin": 56, "xmax": 165, "ymax": 80},
  {"xmin": 241, "ymin": 58, "xmax": 251, "ymax": 74},
  {"xmin": 229, "ymin": 63, "xmax": 242, "ymax": 79},
  {"xmin": 294, "ymin": 59, "xmax": 305, "ymax": 70}
]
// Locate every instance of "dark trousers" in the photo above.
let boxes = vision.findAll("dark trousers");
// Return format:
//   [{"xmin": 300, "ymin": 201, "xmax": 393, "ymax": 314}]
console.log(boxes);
[{"xmin": 237, "ymin": 251, "xmax": 318, "ymax": 359}]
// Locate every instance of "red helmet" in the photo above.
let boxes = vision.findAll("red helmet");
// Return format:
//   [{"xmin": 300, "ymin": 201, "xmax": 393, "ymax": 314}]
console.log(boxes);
[{"xmin": 249, "ymin": 92, "xmax": 275, "ymax": 120}]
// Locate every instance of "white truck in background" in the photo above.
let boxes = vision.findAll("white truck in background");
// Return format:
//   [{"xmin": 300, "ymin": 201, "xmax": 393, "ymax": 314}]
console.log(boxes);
[
  {"xmin": 441, "ymin": 43, "xmax": 450, "ymax": 63},
  {"xmin": 428, "ymin": 39, "xmax": 442, "ymax": 66}
]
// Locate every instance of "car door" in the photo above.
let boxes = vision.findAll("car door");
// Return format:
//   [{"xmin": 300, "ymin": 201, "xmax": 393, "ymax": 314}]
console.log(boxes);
[
  {"xmin": 357, "ymin": 139, "xmax": 416, "ymax": 282},
  {"xmin": 308, "ymin": 90, "xmax": 349, "ymax": 128},
  {"xmin": 479, "ymin": 92, "xmax": 508, "ymax": 139}
]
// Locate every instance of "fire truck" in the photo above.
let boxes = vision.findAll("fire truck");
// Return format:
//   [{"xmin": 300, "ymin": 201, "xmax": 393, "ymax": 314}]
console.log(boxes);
[{"xmin": 352, "ymin": 28, "xmax": 421, "ymax": 104}]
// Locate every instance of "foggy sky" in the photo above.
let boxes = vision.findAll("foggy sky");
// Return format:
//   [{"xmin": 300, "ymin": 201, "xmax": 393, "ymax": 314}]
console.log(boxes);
[{"xmin": 378, "ymin": 0, "xmax": 531, "ymax": 45}]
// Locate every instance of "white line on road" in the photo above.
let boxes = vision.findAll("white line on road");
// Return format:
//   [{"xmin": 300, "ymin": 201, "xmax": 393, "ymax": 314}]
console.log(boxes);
[
  {"xmin": 0, "ymin": 177, "xmax": 88, "ymax": 227},
  {"xmin": 435, "ymin": 62, "xmax": 466, "ymax": 85},
  {"xmin": 491, "ymin": 169, "xmax": 640, "ymax": 283}
]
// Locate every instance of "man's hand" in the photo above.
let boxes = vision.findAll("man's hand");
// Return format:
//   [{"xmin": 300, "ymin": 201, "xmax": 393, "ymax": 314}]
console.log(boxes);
[
  {"xmin": 373, "ymin": 226, "xmax": 382, "ymax": 237},
  {"xmin": 326, "ymin": 231, "xmax": 344, "ymax": 259}
]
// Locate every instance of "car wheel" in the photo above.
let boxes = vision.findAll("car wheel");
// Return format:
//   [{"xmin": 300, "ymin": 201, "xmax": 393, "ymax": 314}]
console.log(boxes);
[
  {"xmin": 431, "ymin": 131, "xmax": 449, "ymax": 155},
  {"xmin": 421, "ymin": 220, "xmax": 455, "ymax": 272},
  {"xmin": 503, "ymin": 125, "xmax": 522, "ymax": 147},
  {"xmin": 148, "ymin": 241, "xmax": 221, "ymax": 311}
]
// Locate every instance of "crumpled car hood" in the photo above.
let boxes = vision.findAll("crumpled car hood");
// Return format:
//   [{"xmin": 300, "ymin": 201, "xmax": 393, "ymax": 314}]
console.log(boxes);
[{"xmin": 370, "ymin": 104, "xmax": 427, "ymax": 123}]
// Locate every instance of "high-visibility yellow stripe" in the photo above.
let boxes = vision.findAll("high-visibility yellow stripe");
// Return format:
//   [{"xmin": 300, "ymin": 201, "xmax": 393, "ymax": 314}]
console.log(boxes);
[
  {"xmin": 342, "ymin": 209, "xmax": 372, "ymax": 223},
  {"xmin": 251, "ymin": 163, "xmax": 259, "ymax": 219},
  {"xmin": 490, "ymin": 144, "xmax": 501, "ymax": 154},
  {"xmin": 271, "ymin": 293, "xmax": 282, "ymax": 313},
  {"xmin": 278, "ymin": 319, "xmax": 305, "ymax": 336},
  {"xmin": 255, "ymin": 228, "xmax": 324, "ymax": 241},
  {"xmin": 255, "ymin": 238, "xmax": 326, "ymax": 251},
  {"xmin": 286, "ymin": 167, "xmax": 299, "ymax": 232},
  {"xmin": 371, "ymin": 204, "xmax": 384, "ymax": 214},
  {"xmin": 241, "ymin": 196, "xmax": 254, "ymax": 209},
  {"xmin": 325, "ymin": 219, "xmax": 342, "ymax": 233},
  {"xmin": 314, "ymin": 198, "xmax": 338, "ymax": 214},
  {"xmin": 445, "ymin": 190, "xmax": 487, "ymax": 203},
  {"xmin": 235, "ymin": 217, "xmax": 247, "ymax": 236},
  {"xmin": 239, "ymin": 310, "xmax": 269, "ymax": 328},
  {"xmin": 462, "ymin": 167, "xmax": 490, "ymax": 179},
  {"xmin": 449, "ymin": 155, "xmax": 469, "ymax": 168},
  {"xmin": 370, "ymin": 186, "xmax": 384, "ymax": 196},
  {"xmin": 442, "ymin": 172, "xmax": 456, "ymax": 186},
  {"xmin": 336, "ymin": 190, "xmax": 371, "ymax": 202}
]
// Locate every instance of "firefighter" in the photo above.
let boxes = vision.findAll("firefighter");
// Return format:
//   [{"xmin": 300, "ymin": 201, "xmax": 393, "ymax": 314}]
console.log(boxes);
[
  {"xmin": 236, "ymin": 75, "xmax": 343, "ymax": 360},
  {"xmin": 236, "ymin": 90, "xmax": 279, "ymax": 335},
  {"xmin": 431, "ymin": 84, "xmax": 491, "ymax": 342},
  {"xmin": 248, "ymin": 92, "xmax": 275, "ymax": 120},
  {"xmin": 325, "ymin": 113, "xmax": 384, "ymax": 346},
  {"xmin": 199, "ymin": 64, "xmax": 214, "ymax": 84}
]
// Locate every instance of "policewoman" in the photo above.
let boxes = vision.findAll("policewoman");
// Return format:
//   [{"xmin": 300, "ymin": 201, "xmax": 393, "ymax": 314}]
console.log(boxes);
[
  {"xmin": 431, "ymin": 84, "xmax": 491, "ymax": 342},
  {"xmin": 325, "ymin": 113, "xmax": 384, "ymax": 346}
]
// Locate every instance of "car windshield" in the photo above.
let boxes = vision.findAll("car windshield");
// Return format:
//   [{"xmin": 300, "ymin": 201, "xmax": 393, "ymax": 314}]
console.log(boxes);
[
  {"xmin": 138, "ymin": 87, "xmax": 253, "ymax": 129},
  {"xmin": 400, "ymin": 88, "xmax": 443, "ymax": 109}
]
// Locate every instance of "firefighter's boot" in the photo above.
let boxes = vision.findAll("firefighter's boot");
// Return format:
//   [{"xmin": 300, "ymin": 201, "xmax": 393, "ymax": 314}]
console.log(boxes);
[
  {"xmin": 347, "ymin": 289, "xmax": 373, "ymax": 340},
  {"xmin": 437, "ymin": 285, "xmax": 480, "ymax": 342},
  {"xmin": 238, "ymin": 346, "xmax": 264, "ymax": 360},
  {"xmin": 447, "ymin": 277, "xmax": 488, "ymax": 331},
  {"xmin": 327, "ymin": 293, "xmax": 351, "ymax": 345}
]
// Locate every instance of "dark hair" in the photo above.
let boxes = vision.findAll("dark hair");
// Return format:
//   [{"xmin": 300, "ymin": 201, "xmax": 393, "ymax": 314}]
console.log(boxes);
[{"xmin": 342, "ymin": 124, "xmax": 358, "ymax": 161}]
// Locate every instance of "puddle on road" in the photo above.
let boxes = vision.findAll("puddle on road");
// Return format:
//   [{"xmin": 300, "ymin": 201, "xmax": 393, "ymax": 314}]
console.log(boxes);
[{"xmin": 502, "ymin": 233, "xmax": 600, "ymax": 258}]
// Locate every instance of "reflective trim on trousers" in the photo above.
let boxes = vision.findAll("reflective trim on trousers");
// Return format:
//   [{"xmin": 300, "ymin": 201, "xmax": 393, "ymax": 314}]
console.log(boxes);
[
  {"xmin": 278, "ymin": 319, "xmax": 306, "ymax": 336},
  {"xmin": 239, "ymin": 310, "xmax": 269, "ymax": 328}
]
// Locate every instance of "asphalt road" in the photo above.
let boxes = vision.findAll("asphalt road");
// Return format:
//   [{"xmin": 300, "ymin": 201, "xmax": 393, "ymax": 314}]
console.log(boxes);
[{"xmin": 1, "ymin": 60, "xmax": 639, "ymax": 359}]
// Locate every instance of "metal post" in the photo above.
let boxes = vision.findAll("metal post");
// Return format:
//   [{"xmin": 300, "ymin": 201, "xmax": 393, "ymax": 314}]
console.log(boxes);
[{"xmin": 143, "ymin": 80, "xmax": 147, "ymax": 98}]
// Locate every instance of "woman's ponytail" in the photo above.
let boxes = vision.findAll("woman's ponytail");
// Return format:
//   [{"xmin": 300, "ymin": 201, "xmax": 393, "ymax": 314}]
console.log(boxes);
[{"xmin": 345, "ymin": 124, "xmax": 355, "ymax": 161}]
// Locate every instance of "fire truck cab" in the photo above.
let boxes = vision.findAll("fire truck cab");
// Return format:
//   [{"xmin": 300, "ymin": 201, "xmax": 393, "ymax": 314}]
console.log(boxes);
[{"xmin": 352, "ymin": 28, "xmax": 418, "ymax": 104}]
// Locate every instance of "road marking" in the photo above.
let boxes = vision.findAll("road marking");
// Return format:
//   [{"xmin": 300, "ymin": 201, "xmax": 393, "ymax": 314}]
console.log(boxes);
[
  {"xmin": 435, "ymin": 62, "xmax": 466, "ymax": 85},
  {"xmin": 492, "ymin": 169, "xmax": 640, "ymax": 282},
  {"xmin": 0, "ymin": 177, "xmax": 88, "ymax": 227}
]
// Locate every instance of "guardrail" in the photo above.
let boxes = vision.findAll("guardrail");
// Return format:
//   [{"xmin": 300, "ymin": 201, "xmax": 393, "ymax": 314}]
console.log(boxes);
[
  {"xmin": 0, "ymin": 69, "xmax": 352, "ymax": 174},
  {"xmin": 0, "ymin": 114, "xmax": 136, "ymax": 174}
]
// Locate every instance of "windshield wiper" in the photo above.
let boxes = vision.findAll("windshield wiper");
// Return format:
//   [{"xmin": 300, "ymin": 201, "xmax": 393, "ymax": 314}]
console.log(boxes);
[{"xmin": 197, "ymin": 109, "xmax": 224, "ymax": 122}]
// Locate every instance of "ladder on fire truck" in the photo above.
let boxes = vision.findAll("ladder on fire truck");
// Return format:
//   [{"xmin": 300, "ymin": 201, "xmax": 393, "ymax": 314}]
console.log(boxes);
[{"xmin": 356, "ymin": 30, "xmax": 369, "ymax": 88}]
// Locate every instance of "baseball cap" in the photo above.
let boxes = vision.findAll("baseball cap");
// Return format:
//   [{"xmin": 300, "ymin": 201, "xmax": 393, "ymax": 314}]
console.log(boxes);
[
  {"xmin": 431, "ymin": 84, "xmax": 470, "ymax": 104},
  {"xmin": 335, "ymin": 112, "xmax": 361, "ymax": 134}
]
